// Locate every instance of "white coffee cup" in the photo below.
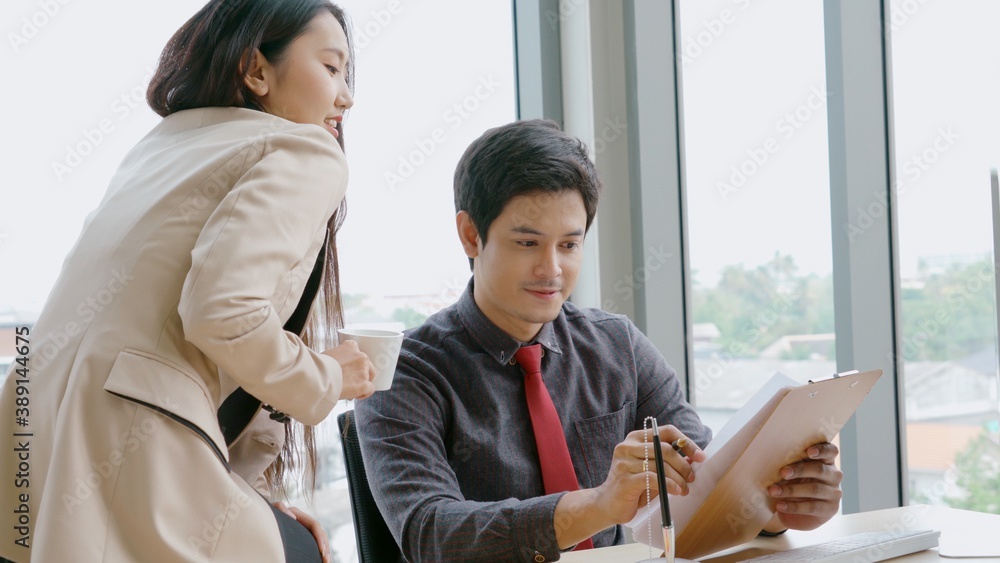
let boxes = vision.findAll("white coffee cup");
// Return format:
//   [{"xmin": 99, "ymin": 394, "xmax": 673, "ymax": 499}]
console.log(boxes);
[{"xmin": 337, "ymin": 328, "xmax": 404, "ymax": 391}]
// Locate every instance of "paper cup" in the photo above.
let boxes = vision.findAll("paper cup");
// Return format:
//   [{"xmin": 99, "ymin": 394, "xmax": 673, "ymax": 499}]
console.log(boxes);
[{"xmin": 337, "ymin": 328, "xmax": 404, "ymax": 391}]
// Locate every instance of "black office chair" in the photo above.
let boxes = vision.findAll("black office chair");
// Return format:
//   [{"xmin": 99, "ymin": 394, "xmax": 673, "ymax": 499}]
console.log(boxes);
[{"xmin": 337, "ymin": 410, "xmax": 402, "ymax": 563}]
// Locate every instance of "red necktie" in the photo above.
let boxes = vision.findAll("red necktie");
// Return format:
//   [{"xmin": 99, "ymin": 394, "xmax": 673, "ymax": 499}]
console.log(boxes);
[{"xmin": 515, "ymin": 344, "xmax": 594, "ymax": 551}]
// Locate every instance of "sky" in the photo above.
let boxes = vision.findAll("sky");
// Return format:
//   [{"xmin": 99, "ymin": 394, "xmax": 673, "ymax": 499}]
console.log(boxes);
[
  {"xmin": 680, "ymin": 0, "xmax": 1000, "ymax": 286},
  {"xmin": 0, "ymin": 0, "xmax": 516, "ymax": 317},
  {"xmin": 1, "ymin": 0, "xmax": 998, "ymax": 317}
]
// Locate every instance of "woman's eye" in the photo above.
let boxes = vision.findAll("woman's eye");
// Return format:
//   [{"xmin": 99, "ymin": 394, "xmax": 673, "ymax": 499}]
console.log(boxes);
[{"xmin": 326, "ymin": 65, "xmax": 340, "ymax": 75}]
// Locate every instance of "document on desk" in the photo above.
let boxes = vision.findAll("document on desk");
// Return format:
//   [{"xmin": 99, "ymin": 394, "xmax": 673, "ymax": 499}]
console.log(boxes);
[{"xmin": 627, "ymin": 369, "xmax": 883, "ymax": 560}]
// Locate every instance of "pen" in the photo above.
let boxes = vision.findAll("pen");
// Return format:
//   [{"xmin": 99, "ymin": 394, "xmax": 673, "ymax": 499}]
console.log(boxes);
[
  {"xmin": 670, "ymin": 438, "xmax": 688, "ymax": 453},
  {"xmin": 653, "ymin": 423, "xmax": 675, "ymax": 563}
]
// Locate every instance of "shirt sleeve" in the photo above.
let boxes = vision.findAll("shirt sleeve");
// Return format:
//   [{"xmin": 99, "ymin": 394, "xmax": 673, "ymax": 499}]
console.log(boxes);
[
  {"xmin": 354, "ymin": 349, "xmax": 567, "ymax": 563},
  {"xmin": 178, "ymin": 124, "xmax": 347, "ymax": 426},
  {"xmin": 630, "ymin": 322, "xmax": 713, "ymax": 448}
]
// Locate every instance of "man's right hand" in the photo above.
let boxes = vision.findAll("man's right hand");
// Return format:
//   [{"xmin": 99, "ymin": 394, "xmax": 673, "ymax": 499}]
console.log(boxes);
[
  {"xmin": 323, "ymin": 340, "xmax": 376, "ymax": 400},
  {"xmin": 595, "ymin": 425, "xmax": 706, "ymax": 524},
  {"xmin": 553, "ymin": 425, "xmax": 706, "ymax": 549}
]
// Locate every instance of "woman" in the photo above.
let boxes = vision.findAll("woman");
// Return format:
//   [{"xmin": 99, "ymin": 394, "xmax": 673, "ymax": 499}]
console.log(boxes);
[{"xmin": 0, "ymin": 1, "xmax": 373, "ymax": 561}]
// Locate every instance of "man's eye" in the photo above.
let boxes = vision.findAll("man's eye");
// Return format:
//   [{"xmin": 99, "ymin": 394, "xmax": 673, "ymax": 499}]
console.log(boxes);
[{"xmin": 516, "ymin": 241, "xmax": 537, "ymax": 247}]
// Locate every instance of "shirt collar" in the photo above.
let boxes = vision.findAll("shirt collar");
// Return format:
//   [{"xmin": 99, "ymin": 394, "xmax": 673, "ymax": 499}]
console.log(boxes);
[{"xmin": 456, "ymin": 278, "xmax": 564, "ymax": 366}]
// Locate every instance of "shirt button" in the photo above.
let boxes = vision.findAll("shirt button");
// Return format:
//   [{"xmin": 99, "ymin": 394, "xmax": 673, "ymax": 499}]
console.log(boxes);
[{"xmin": 533, "ymin": 553, "xmax": 545, "ymax": 563}]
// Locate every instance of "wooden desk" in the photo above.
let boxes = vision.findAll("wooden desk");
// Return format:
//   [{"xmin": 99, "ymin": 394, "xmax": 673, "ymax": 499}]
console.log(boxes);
[{"xmin": 561, "ymin": 505, "xmax": 1000, "ymax": 562}]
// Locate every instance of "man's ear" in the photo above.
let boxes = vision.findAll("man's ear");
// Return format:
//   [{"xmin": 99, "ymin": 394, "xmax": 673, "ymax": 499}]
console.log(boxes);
[
  {"xmin": 243, "ymin": 48, "xmax": 270, "ymax": 97},
  {"xmin": 456, "ymin": 211, "xmax": 481, "ymax": 259}
]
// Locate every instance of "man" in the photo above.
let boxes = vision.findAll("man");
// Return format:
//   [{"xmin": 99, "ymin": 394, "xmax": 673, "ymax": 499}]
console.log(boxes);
[{"xmin": 355, "ymin": 119, "xmax": 842, "ymax": 562}]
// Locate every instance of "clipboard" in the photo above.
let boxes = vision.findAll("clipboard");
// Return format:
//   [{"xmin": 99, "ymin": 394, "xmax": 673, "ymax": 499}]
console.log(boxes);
[{"xmin": 630, "ymin": 368, "xmax": 883, "ymax": 560}]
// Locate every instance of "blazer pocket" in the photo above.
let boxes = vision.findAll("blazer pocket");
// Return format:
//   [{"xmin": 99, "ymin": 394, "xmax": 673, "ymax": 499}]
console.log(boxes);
[
  {"xmin": 103, "ymin": 348, "xmax": 229, "ymax": 468},
  {"xmin": 574, "ymin": 401, "xmax": 634, "ymax": 487}
]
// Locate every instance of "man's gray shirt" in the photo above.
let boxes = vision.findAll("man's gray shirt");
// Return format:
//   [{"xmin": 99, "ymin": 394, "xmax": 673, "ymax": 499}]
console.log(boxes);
[{"xmin": 355, "ymin": 281, "xmax": 712, "ymax": 562}]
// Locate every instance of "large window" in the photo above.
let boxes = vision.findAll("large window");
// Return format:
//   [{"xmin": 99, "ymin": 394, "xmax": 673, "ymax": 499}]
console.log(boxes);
[
  {"xmin": 335, "ymin": 1, "xmax": 516, "ymax": 333},
  {"xmin": 678, "ymin": 0, "xmax": 836, "ymax": 434},
  {"xmin": 889, "ymin": 0, "xmax": 1000, "ymax": 514}
]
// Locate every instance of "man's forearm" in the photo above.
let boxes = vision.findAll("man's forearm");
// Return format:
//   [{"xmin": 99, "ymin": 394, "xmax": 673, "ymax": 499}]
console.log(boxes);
[
  {"xmin": 553, "ymin": 489, "xmax": 616, "ymax": 550},
  {"xmin": 400, "ymin": 495, "xmax": 568, "ymax": 562}
]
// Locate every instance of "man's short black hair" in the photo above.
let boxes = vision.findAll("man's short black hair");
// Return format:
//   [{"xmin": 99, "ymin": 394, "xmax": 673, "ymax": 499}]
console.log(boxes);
[{"xmin": 453, "ymin": 119, "xmax": 601, "ymax": 267}]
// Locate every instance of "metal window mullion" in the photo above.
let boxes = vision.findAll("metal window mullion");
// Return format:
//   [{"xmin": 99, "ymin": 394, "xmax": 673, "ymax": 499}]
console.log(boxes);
[
  {"xmin": 824, "ymin": 0, "xmax": 904, "ymax": 513},
  {"xmin": 513, "ymin": 0, "xmax": 563, "ymax": 125},
  {"xmin": 623, "ymin": 0, "xmax": 692, "ymax": 398}
]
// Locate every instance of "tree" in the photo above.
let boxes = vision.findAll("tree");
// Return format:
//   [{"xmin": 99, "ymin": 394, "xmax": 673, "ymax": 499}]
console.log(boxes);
[
  {"xmin": 898, "ymin": 260, "xmax": 996, "ymax": 361},
  {"xmin": 392, "ymin": 306, "xmax": 427, "ymax": 330},
  {"xmin": 692, "ymin": 253, "xmax": 834, "ymax": 357},
  {"xmin": 693, "ymin": 254, "xmax": 997, "ymax": 362},
  {"xmin": 940, "ymin": 431, "xmax": 1000, "ymax": 514}
]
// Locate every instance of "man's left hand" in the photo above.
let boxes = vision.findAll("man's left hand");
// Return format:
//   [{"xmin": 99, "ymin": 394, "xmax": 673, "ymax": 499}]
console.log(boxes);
[{"xmin": 767, "ymin": 442, "xmax": 843, "ymax": 531}]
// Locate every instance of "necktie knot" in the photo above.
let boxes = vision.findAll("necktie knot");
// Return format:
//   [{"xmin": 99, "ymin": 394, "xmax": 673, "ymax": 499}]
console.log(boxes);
[{"xmin": 514, "ymin": 344, "xmax": 543, "ymax": 375}]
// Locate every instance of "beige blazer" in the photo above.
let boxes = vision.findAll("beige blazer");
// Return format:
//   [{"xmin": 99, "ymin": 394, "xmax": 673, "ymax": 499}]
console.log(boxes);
[{"xmin": 0, "ymin": 107, "xmax": 348, "ymax": 562}]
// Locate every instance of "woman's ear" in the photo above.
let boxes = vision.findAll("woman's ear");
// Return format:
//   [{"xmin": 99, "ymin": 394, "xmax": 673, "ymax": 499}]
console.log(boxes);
[
  {"xmin": 243, "ymin": 49, "xmax": 270, "ymax": 97},
  {"xmin": 456, "ymin": 211, "xmax": 481, "ymax": 259}
]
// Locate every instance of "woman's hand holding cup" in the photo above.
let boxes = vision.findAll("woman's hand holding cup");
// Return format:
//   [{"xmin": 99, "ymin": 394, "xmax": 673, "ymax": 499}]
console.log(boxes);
[{"xmin": 323, "ymin": 340, "xmax": 376, "ymax": 400}]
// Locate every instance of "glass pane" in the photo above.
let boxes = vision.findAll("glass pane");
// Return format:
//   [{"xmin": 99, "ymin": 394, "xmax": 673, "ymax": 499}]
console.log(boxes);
[
  {"xmin": 889, "ymin": 0, "xmax": 1000, "ymax": 515},
  {"xmin": 679, "ymin": 0, "xmax": 837, "ymax": 435},
  {"xmin": 336, "ymin": 0, "xmax": 516, "ymax": 335}
]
